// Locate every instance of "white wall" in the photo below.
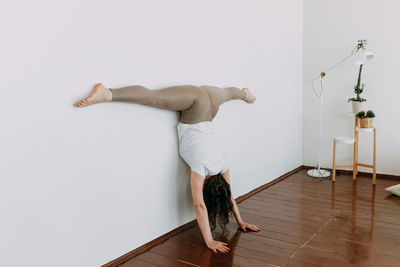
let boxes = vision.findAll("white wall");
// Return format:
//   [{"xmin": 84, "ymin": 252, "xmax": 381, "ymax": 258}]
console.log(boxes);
[
  {"xmin": 303, "ymin": 0, "xmax": 400, "ymax": 175},
  {"xmin": 0, "ymin": 1, "xmax": 303, "ymax": 266}
]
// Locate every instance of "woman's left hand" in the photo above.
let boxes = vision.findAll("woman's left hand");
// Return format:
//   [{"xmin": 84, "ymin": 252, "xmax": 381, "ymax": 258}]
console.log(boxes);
[{"xmin": 238, "ymin": 221, "xmax": 261, "ymax": 232}]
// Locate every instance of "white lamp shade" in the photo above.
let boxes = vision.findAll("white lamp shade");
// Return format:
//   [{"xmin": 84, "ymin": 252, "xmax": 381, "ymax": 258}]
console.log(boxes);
[{"xmin": 356, "ymin": 49, "xmax": 374, "ymax": 65}]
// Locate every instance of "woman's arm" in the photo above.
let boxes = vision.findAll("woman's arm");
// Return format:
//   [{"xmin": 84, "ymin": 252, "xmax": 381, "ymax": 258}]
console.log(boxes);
[
  {"xmin": 190, "ymin": 171, "xmax": 230, "ymax": 253},
  {"xmin": 231, "ymin": 193, "xmax": 244, "ymax": 224},
  {"xmin": 221, "ymin": 169, "xmax": 261, "ymax": 232}
]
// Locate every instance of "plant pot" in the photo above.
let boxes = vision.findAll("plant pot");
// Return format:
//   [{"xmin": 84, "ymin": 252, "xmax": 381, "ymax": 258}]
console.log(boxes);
[
  {"xmin": 351, "ymin": 101, "xmax": 365, "ymax": 114},
  {"xmin": 360, "ymin": 118, "xmax": 373, "ymax": 128}
]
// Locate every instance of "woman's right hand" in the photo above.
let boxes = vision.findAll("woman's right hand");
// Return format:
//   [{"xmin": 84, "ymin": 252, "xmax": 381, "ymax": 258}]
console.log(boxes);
[{"xmin": 206, "ymin": 239, "xmax": 230, "ymax": 253}]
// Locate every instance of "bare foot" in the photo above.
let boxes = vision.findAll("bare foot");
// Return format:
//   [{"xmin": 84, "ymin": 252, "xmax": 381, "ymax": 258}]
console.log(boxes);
[
  {"xmin": 242, "ymin": 88, "xmax": 256, "ymax": 103},
  {"xmin": 74, "ymin": 83, "xmax": 113, "ymax": 107}
]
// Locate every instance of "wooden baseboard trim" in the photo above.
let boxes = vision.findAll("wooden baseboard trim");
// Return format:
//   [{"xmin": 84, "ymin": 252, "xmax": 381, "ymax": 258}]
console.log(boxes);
[
  {"xmin": 101, "ymin": 165, "xmax": 304, "ymax": 267},
  {"xmin": 302, "ymin": 165, "xmax": 400, "ymax": 180}
]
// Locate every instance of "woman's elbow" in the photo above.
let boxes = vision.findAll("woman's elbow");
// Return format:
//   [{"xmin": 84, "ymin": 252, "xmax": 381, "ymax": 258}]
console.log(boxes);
[{"xmin": 193, "ymin": 203, "xmax": 206, "ymax": 211}]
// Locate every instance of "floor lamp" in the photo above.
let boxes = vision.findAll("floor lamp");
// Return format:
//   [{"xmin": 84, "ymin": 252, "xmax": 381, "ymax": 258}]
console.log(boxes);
[{"xmin": 307, "ymin": 39, "xmax": 374, "ymax": 178}]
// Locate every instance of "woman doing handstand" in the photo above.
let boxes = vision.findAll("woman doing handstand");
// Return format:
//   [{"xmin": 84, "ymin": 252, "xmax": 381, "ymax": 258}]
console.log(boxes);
[{"xmin": 74, "ymin": 83, "xmax": 260, "ymax": 253}]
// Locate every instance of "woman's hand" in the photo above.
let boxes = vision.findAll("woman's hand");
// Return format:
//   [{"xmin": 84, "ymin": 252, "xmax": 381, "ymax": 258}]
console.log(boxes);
[
  {"xmin": 238, "ymin": 221, "xmax": 261, "ymax": 232},
  {"xmin": 206, "ymin": 239, "xmax": 230, "ymax": 253}
]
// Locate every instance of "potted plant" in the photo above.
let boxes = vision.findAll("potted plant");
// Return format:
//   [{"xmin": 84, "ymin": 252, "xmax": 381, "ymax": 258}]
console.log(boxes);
[
  {"xmin": 356, "ymin": 110, "xmax": 375, "ymax": 128},
  {"xmin": 348, "ymin": 39, "xmax": 372, "ymax": 114},
  {"xmin": 348, "ymin": 63, "xmax": 367, "ymax": 113}
]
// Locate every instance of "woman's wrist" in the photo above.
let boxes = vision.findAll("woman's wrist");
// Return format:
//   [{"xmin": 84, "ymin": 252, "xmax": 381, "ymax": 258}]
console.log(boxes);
[
  {"xmin": 205, "ymin": 237, "xmax": 214, "ymax": 246},
  {"xmin": 234, "ymin": 212, "xmax": 243, "ymax": 224}
]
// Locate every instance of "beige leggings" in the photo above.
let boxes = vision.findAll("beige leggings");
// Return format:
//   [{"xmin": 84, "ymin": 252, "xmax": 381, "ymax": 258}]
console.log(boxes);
[{"xmin": 109, "ymin": 85, "xmax": 246, "ymax": 124}]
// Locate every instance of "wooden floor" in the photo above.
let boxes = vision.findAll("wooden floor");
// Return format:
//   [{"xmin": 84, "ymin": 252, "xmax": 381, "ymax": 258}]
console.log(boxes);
[{"xmin": 118, "ymin": 169, "xmax": 400, "ymax": 267}]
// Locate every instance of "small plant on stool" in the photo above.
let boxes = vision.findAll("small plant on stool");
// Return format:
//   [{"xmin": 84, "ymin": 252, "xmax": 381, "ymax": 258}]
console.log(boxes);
[{"xmin": 357, "ymin": 110, "xmax": 375, "ymax": 128}]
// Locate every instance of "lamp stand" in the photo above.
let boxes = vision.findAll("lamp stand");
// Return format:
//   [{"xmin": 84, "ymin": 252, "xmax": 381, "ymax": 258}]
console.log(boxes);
[{"xmin": 307, "ymin": 75, "xmax": 330, "ymax": 178}]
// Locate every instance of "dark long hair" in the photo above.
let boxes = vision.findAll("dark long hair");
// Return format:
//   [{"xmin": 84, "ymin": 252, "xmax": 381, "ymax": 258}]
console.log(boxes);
[{"xmin": 203, "ymin": 173, "xmax": 233, "ymax": 232}]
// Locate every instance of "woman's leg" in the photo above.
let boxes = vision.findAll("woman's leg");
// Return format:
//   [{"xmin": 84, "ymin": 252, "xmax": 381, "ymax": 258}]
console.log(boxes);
[
  {"xmin": 202, "ymin": 86, "xmax": 245, "ymax": 105},
  {"xmin": 202, "ymin": 86, "xmax": 256, "ymax": 105},
  {"xmin": 74, "ymin": 83, "xmax": 212, "ymax": 124},
  {"xmin": 200, "ymin": 86, "xmax": 256, "ymax": 120},
  {"xmin": 74, "ymin": 83, "xmax": 198, "ymax": 110},
  {"xmin": 110, "ymin": 85, "xmax": 199, "ymax": 111}
]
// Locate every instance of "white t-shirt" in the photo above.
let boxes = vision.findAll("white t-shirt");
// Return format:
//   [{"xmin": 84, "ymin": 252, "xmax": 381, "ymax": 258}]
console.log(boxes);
[{"xmin": 177, "ymin": 121, "xmax": 229, "ymax": 178}]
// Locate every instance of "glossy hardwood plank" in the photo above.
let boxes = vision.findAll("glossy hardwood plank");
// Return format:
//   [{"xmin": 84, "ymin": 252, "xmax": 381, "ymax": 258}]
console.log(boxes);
[
  {"xmin": 136, "ymin": 251, "xmax": 194, "ymax": 267},
  {"xmin": 238, "ymin": 202, "xmax": 331, "ymax": 224},
  {"xmin": 257, "ymin": 187, "xmax": 400, "ymax": 221},
  {"xmin": 308, "ymin": 233, "xmax": 400, "ymax": 263},
  {"xmin": 149, "ymin": 240, "xmax": 209, "ymax": 266},
  {"xmin": 252, "ymin": 193, "xmax": 400, "ymax": 226},
  {"xmin": 319, "ymin": 227, "xmax": 400, "ymax": 249},
  {"xmin": 239, "ymin": 206, "xmax": 326, "ymax": 228},
  {"xmin": 240, "ymin": 199, "xmax": 335, "ymax": 222},
  {"xmin": 263, "ymin": 185, "xmax": 400, "ymax": 210},
  {"xmin": 292, "ymin": 241, "xmax": 397, "ymax": 267},
  {"xmin": 118, "ymin": 257, "xmax": 157, "ymax": 267},
  {"xmin": 284, "ymin": 247, "xmax": 361, "ymax": 267}
]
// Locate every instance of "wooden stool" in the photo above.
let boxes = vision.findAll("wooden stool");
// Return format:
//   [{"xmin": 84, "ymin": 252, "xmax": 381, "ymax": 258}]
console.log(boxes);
[
  {"xmin": 332, "ymin": 137, "xmax": 356, "ymax": 182},
  {"xmin": 332, "ymin": 115, "xmax": 377, "ymax": 185}
]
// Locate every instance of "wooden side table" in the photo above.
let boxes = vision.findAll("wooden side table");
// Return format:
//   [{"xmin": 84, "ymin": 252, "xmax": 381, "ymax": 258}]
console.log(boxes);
[{"xmin": 353, "ymin": 115, "xmax": 377, "ymax": 185}]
